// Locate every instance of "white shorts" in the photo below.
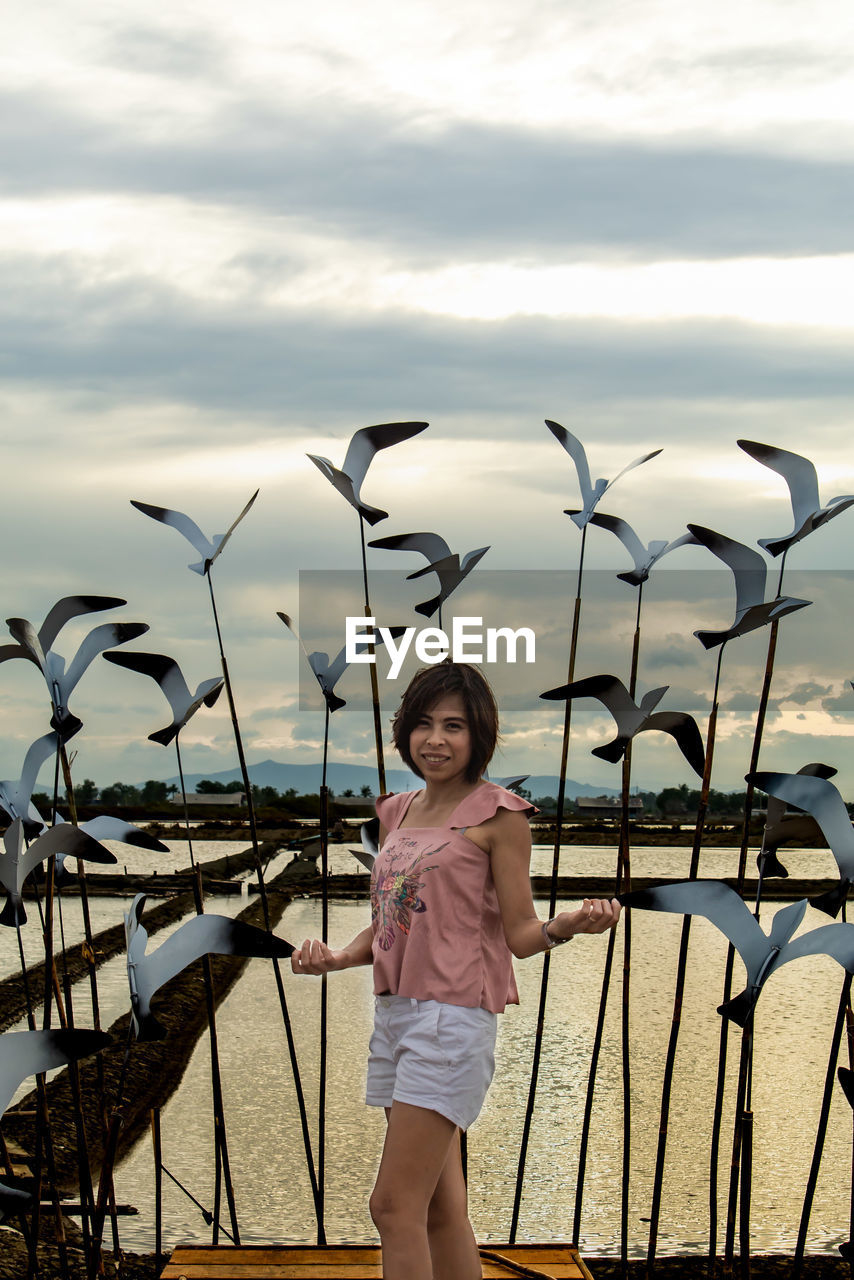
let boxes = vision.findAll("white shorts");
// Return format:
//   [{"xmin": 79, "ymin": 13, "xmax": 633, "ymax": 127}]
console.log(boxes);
[{"xmin": 366, "ymin": 995, "xmax": 498, "ymax": 1131}]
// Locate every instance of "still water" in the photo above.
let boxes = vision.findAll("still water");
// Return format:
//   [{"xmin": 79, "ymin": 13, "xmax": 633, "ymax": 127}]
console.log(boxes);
[{"xmin": 108, "ymin": 887, "xmax": 853, "ymax": 1260}]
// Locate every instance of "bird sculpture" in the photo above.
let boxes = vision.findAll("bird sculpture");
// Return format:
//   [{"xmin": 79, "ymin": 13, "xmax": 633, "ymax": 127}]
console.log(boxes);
[
  {"xmin": 0, "ymin": 598, "xmax": 148, "ymax": 741},
  {"xmin": 493, "ymin": 775, "xmax": 531, "ymax": 794},
  {"xmin": 545, "ymin": 421, "xmax": 662, "ymax": 529},
  {"xmin": 0, "ymin": 818, "xmax": 117, "ymax": 925},
  {"xmin": 755, "ymin": 763, "xmax": 836, "ymax": 879},
  {"xmin": 738, "ymin": 439, "xmax": 854, "ymax": 558},
  {"xmin": 277, "ymin": 614, "xmax": 353, "ymax": 712},
  {"xmin": 568, "ymin": 512, "xmax": 697, "ymax": 586},
  {"xmin": 103, "ymin": 650, "xmax": 224, "ymax": 745},
  {"xmin": 351, "ymin": 817, "xmax": 380, "ymax": 872},
  {"xmin": 307, "ymin": 422, "xmax": 428, "ymax": 525},
  {"xmin": 0, "ymin": 731, "xmax": 60, "ymax": 837},
  {"xmin": 0, "ymin": 1027, "xmax": 110, "ymax": 1219},
  {"xmin": 749, "ymin": 769, "xmax": 854, "ymax": 918},
  {"xmin": 368, "ymin": 531, "xmax": 489, "ymax": 620},
  {"xmin": 540, "ymin": 674, "xmax": 705, "ymax": 775},
  {"xmin": 686, "ymin": 524, "xmax": 810, "ymax": 649},
  {"xmin": 130, "ymin": 491, "xmax": 258, "ymax": 576},
  {"xmin": 619, "ymin": 879, "xmax": 854, "ymax": 1025},
  {"xmin": 125, "ymin": 894, "xmax": 295, "ymax": 1039},
  {"xmin": 48, "ymin": 814, "xmax": 168, "ymax": 887}
]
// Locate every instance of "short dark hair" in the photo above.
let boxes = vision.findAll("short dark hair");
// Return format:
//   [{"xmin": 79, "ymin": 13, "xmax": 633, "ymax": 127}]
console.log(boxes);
[{"xmin": 391, "ymin": 663, "xmax": 499, "ymax": 784}]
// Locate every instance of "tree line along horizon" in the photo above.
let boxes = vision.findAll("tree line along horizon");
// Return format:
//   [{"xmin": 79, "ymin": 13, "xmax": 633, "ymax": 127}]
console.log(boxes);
[{"xmin": 26, "ymin": 777, "xmax": 823, "ymax": 820}]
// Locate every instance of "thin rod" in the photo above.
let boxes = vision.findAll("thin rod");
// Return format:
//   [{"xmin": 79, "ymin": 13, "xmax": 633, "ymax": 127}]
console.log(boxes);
[
  {"xmin": 573, "ymin": 578, "xmax": 643, "ymax": 1250},
  {"xmin": 792, "ymin": 972, "xmax": 854, "ymax": 1274},
  {"xmin": 645, "ymin": 644, "xmax": 724, "ymax": 1274},
  {"xmin": 193, "ymin": 862, "xmax": 240, "ymax": 1244},
  {"xmin": 89, "ymin": 1023, "xmax": 135, "ymax": 1279},
  {"xmin": 847, "ymin": 1002, "xmax": 854, "ymax": 1266},
  {"xmin": 161, "ymin": 1164, "xmax": 235, "ymax": 1243},
  {"xmin": 206, "ymin": 569, "xmax": 324, "ymax": 1239},
  {"xmin": 618, "ymin": 592, "xmax": 642, "ymax": 1273},
  {"xmin": 738, "ymin": 1108, "xmax": 753, "ymax": 1280},
  {"xmin": 724, "ymin": 1023, "xmax": 754, "ymax": 1273},
  {"xmin": 151, "ymin": 1108, "xmax": 163, "ymax": 1260},
  {"xmin": 360, "ymin": 513, "xmax": 386, "ymax": 794},
  {"xmin": 60, "ymin": 745, "xmax": 118, "ymax": 1262},
  {"xmin": 174, "ymin": 737, "xmax": 197, "ymax": 869},
  {"xmin": 510, "ymin": 524, "xmax": 587, "ymax": 1241},
  {"xmin": 708, "ymin": 616, "xmax": 780, "ymax": 1262},
  {"xmin": 62, "ymin": 970, "xmax": 95, "ymax": 1269},
  {"xmin": 318, "ymin": 700, "xmax": 331, "ymax": 1243}
]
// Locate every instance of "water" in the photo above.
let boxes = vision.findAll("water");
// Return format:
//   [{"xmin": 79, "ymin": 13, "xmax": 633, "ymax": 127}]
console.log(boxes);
[
  {"xmin": 110, "ymin": 893, "xmax": 853, "ymax": 1260},
  {"xmin": 6, "ymin": 839, "xmax": 831, "ymax": 983},
  {"xmin": 3, "ymin": 838, "xmax": 847, "ymax": 1256}
]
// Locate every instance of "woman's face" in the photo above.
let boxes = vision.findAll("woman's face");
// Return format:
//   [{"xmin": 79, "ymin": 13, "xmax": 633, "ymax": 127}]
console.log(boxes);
[{"xmin": 408, "ymin": 692, "xmax": 473, "ymax": 785}]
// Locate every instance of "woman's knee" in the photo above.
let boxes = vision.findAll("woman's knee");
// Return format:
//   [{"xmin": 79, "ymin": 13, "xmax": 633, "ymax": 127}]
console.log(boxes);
[{"xmin": 370, "ymin": 1185, "xmax": 423, "ymax": 1234}]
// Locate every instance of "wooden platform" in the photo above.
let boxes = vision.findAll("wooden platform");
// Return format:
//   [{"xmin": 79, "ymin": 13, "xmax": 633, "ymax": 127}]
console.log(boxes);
[{"xmin": 160, "ymin": 1242, "xmax": 592, "ymax": 1279}]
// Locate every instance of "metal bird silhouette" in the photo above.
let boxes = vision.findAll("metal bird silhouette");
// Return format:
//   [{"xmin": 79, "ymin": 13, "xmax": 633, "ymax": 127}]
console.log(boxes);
[
  {"xmin": 0, "ymin": 598, "xmax": 148, "ymax": 741},
  {"xmin": 103, "ymin": 650, "xmax": 224, "ymax": 745},
  {"xmin": 130, "ymin": 491, "xmax": 258, "ymax": 576},
  {"xmin": 567, "ymin": 512, "xmax": 697, "ymax": 586},
  {"xmin": 277, "ymin": 614, "xmax": 352, "ymax": 712},
  {"xmin": 738, "ymin": 439, "xmax": 854, "ymax": 558},
  {"xmin": 351, "ymin": 816, "xmax": 380, "ymax": 873},
  {"xmin": 125, "ymin": 893, "xmax": 295, "ymax": 1039},
  {"xmin": 546, "ymin": 421, "xmax": 662, "ymax": 529},
  {"xmin": 686, "ymin": 524, "xmax": 810, "ymax": 649},
  {"xmin": 0, "ymin": 818, "xmax": 117, "ymax": 926},
  {"xmin": 278, "ymin": 613, "xmax": 400, "ymax": 711},
  {"xmin": 0, "ymin": 731, "xmax": 59, "ymax": 837},
  {"xmin": 0, "ymin": 1027, "xmax": 110, "ymax": 1219},
  {"xmin": 0, "ymin": 1028, "xmax": 110, "ymax": 1118},
  {"xmin": 749, "ymin": 769, "xmax": 854, "ymax": 918},
  {"xmin": 540, "ymin": 674, "xmax": 705, "ymax": 775},
  {"xmin": 48, "ymin": 814, "xmax": 168, "ymax": 888},
  {"xmin": 620, "ymin": 880, "xmax": 854, "ymax": 1025},
  {"xmin": 368, "ymin": 530, "xmax": 489, "ymax": 618},
  {"xmin": 494, "ymin": 775, "xmax": 531, "ymax": 793},
  {"xmin": 307, "ymin": 422, "xmax": 428, "ymax": 526},
  {"xmin": 755, "ymin": 762, "xmax": 836, "ymax": 879}
]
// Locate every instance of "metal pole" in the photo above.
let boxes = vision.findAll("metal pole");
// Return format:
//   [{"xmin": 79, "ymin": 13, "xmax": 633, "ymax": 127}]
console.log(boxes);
[
  {"xmin": 511, "ymin": 527, "xmax": 587, "ymax": 1241},
  {"xmin": 645, "ymin": 645, "xmax": 724, "ymax": 1276},
  {"xmin": 206, "ymin": 569, "xmax": 324, "ymax": 1239}
]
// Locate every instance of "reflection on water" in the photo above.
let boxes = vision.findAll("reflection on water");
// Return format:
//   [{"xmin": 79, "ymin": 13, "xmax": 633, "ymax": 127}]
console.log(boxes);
[{"xmin": 113, "ymin": 895, "xmax": 853, "ymax": 1259}]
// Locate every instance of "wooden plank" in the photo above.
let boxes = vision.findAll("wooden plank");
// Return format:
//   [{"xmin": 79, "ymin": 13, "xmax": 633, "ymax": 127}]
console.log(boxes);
[{"xmin": 161, "ymin": 1241, "xmax": 589, "ymax": 1279}]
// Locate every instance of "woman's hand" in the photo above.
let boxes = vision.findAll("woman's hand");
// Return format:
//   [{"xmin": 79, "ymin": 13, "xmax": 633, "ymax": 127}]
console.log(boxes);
[
  {"xmin": 551, "ymin": 898, "xmax": 621, "ymax": 942},
  {"xmin": 290, "ymin": 938, "xmax": 346, "ymax": 975}
]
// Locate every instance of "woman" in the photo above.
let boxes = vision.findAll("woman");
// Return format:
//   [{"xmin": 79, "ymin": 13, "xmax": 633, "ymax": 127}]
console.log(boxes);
[{"xmin": 291, "ymin": 662, "xmax": 620, "ymax": 1279}]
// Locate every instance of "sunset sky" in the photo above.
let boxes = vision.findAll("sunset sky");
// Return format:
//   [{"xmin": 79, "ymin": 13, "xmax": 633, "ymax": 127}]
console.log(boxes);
[{"xmin": 3, "ymin": 1, "xmax": 854, "ymax": 795}]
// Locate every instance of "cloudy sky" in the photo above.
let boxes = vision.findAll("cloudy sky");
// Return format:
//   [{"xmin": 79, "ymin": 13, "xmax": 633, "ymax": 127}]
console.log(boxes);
[{"xmin": 4, "ymin": 0, "xmax": 854, "ymax": 797}]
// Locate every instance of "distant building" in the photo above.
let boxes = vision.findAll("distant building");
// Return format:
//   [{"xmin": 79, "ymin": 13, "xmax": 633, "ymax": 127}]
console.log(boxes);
[
  {"xmin": 170, "ymin": 792, "xmax": 246, "ymax": 806},
  {"xmin": 575, "ymin": 795, "xmax": 643, "ymax": 819}
]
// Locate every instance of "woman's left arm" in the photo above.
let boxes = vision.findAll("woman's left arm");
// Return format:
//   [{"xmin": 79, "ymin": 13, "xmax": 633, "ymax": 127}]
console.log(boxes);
[{"xmin": 487, "ymin": 808, "xmax": 621, "ymax": 958}]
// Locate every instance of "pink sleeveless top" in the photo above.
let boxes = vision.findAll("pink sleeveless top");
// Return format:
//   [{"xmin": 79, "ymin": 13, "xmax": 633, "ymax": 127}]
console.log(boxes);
[{"xmin": 370, "ymin": 782, "xmax": 537, "ymax": 1013}]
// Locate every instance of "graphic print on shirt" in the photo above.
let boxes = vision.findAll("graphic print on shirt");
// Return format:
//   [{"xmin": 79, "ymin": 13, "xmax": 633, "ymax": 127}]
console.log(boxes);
[{"xmin": 371, "ymin": 837, "xmax": 448, "ymax": 952}]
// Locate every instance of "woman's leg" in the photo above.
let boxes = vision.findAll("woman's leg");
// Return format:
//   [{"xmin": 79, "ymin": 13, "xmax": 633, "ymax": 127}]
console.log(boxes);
[
  {"xmin": 370, "ymin": 1102, "xmax": 481, "ymax": 1280},
  {"xmin": 427, "ymin": 1128, "xmax": 482, "ymax": 1280}
]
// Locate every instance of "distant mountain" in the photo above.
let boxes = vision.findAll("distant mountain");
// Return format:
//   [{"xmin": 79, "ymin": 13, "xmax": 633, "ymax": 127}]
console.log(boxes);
[{"xmin": 152, "ymin": 758, "xmax": 618, "ymax": 800}]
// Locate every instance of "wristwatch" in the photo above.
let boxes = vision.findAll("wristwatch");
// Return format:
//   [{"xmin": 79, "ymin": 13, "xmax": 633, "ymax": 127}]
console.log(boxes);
[{"xmin": 542, "ymin": 918, "xmax": 570, "ymax": 949}]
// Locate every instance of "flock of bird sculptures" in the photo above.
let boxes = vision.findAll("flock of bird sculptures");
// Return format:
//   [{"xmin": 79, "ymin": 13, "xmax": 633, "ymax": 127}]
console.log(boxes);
[{"xmin": 2, "ymin": 421, "xmax": 854, "ymax": 1274}]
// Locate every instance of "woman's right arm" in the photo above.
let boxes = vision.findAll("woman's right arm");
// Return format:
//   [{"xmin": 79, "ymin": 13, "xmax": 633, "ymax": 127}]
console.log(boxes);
[
  {"xmin": 291, "ymin": 923, "xmax": 374, "ymax": 976},
  {"xmin": 291, "ymin": 819, "xmax": 385, "ymax": 976}
]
